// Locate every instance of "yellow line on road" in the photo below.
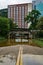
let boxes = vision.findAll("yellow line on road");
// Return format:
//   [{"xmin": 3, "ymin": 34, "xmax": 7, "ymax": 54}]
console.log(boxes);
[{"xmin": 16, "ymin": 46, "xmax": 23, "ymax": 65}]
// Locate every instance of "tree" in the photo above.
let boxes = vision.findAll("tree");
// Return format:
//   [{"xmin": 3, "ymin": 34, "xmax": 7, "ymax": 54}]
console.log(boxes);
[
  {"xmin": 9, "ymin": 19, "xmax": 18, "ymax": 30},
  {"xmin": 0, "ymin": 17, "xmax": 9, "ymax": 37},
  {"xmin": 36, "ymin": 17, "xmax": 43, "ymax": 30},
  {"xmin": 25, "ymin": 10, "xmax": 41, "ymax": 29},
  {"xmin": 36, "ymin": 17, "xmax": 43, "ymax": 38},
  {"xmin": 0, "ymin": 17, "xmax": 18, "ymax": 38}
]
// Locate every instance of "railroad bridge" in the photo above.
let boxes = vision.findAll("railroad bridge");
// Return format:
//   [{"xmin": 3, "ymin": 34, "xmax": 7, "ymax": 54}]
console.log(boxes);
[{"xmin": 9, "ymin": 28, "xmax": 32, "ymax": 39}]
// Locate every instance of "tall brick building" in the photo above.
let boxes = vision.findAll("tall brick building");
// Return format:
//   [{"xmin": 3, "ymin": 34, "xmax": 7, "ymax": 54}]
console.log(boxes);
[{"xmin": 8, "ymin": 3, "xmax": 32, "ymax": 28}]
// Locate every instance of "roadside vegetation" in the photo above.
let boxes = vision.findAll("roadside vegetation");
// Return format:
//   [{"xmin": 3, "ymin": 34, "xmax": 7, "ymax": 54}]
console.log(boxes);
[
  {"xmin": 25, "ymin": 10, "xmax": 43, "ymax": 47},
  {"xmin": 0, "ymin": 9, "xmax": 43, "ymax": 47},
  {"xmin": 30, "ymin": 39, "xmax": 43, "ymax": 47},
  {"xmin": 0, "ymin": 17, "xmax": 18, "ymax": 47},
  {"xmin": 0, "ymin": 37, "xmax": 8, "ymax": 47}
]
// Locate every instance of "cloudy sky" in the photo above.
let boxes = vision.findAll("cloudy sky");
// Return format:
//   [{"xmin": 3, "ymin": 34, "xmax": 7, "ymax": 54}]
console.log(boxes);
[{"xmin": 0, "ymin": 0, "xmax": 32, "ymax": 9}]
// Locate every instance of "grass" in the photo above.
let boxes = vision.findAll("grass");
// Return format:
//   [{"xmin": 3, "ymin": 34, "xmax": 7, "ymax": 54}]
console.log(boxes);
[
  {"xmin": 31, "ymin": 39, "xmax": 43, "ymax": 47},
  {"xmin": 0, "ymin": 37, "xmax": 9, "ymax": 47},
  {"xmin": 0, "ymin": 38, "xmax": 29, "ymax": 47},
  {"xmin": 0, "ymin": 37, "xmax": 43, "ymax": 48},
  {"xmin": 0, "ymin": 37, "xmax": 7, "ymax": 42}
]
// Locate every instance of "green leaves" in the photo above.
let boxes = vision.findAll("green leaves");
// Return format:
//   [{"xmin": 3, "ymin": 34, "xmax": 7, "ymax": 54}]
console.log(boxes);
[
  {"xmin": 0, "ymin": 17, "xmax": 18, "ymax": 38},
  {"xmin": 0, "ymin": 17, "xmax": 9, "ymax": 37},
  {"xmin": 25, "ymin": 10, "xmax": 41, "ymax": 29},
  {"xmin": 36, "ymin": 17, "xmax": 43, "ymax": 30}
]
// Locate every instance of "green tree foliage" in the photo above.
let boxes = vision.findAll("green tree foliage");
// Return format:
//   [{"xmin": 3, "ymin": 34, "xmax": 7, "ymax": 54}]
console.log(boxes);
[
  {"xmin": 25, "ymin": 10, "xmax": 41, "ymax": 29},
  {"xmin": 9, "ymin": 19, "xmax": 18, "ymax": 30},
  {"xmin": 36, "ymin": 17, "xmax": 43, "ymax": 38},
  {"xmin": 0, "ymin": 17, "xmax": 9, "ymax": 37},
  {"xmin": 0, "ymin": 17, "xmax": 18, "ymax": 38},
  {"xmin": 36, "ymin": 17, "xmax": 43, "ymax": 30}
]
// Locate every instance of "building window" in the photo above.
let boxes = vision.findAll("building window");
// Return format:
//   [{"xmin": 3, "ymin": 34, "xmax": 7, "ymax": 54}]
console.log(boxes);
[
  {"xmin": 14, "ymin": 7, "xmax": 15, "ymax": 22},
  {"xmin": 11, "ymin": 7, "xmax": 13, "ymax": 18},
  {"xmin": 19, "ymin": 6, "xmax": 21, "ymax": 20},
  {"xmin": 34, "ymin": 5, "xmax": 36, "ymax": 10},
  {"xmin": 21, "ymin": 6, "xmax": 25, "ymax": 28},
  {"xmin": 8, "ymin": 7, "xmax": 11, "ymax": 18},
  {"xmin": 15, "ymin": 7, "xmax": 18, "ymax": 24}
]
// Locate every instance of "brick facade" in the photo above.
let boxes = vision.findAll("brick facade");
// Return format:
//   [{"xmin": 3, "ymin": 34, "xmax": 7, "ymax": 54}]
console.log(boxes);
[{"xmin": 8, "ymin": 3, "xmax": 32, "ymax": 28}]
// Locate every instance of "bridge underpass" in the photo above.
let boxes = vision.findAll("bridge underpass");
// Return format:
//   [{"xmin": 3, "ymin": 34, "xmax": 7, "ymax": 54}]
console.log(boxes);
[{"xmin": 9, "ymin": 28, "xmax": 32, "ymax": 44}]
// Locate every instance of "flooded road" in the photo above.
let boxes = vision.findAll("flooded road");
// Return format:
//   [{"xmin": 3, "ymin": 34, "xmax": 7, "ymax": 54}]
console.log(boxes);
[
  {"xmin": 0, "ymin": 46, "xmax": 43, "ymax": 65},
  {"xmin": 0, "ymin": 55, "xmax": 16, "ymax": 65},
  {"xmin": 22, "ymin": 54, "xmax": 43, "ymax": 65}
]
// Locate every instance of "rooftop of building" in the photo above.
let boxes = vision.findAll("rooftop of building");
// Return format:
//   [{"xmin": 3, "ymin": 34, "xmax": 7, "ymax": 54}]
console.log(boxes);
[{"xmin": 8, "ymin": 3, "xmax": 32, "ymax": 7}]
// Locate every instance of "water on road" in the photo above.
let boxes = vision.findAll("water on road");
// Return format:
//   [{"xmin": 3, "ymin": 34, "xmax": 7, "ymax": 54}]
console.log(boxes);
[{"xmin": 22, "ymin": 54, "xmax": 43, "ymax": 65}]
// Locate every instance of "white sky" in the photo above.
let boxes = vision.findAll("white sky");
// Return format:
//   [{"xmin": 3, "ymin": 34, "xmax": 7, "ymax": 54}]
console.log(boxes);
[{"xmin": 0, "ymin": 0, "xmax": 32, "ymax": 9}]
